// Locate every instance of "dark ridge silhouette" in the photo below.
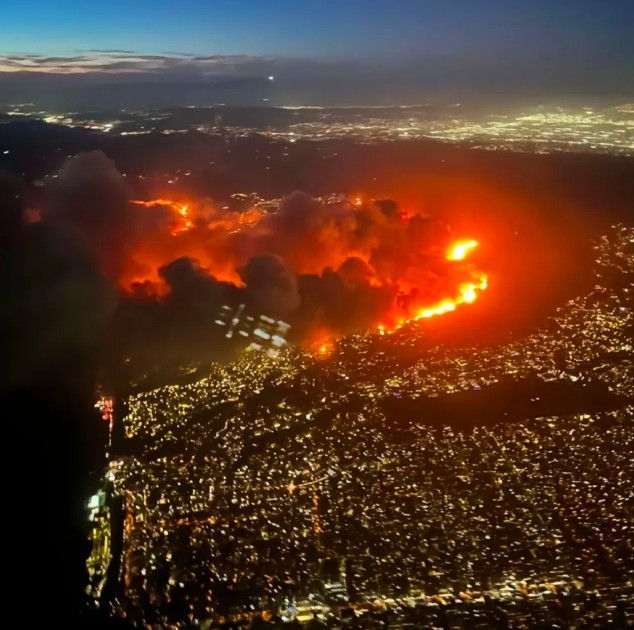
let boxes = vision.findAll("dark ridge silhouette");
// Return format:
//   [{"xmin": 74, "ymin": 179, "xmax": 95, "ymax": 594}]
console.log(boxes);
[{"xmin": 380, "ymin": 377, "xmax": 631, "ymax": 432}]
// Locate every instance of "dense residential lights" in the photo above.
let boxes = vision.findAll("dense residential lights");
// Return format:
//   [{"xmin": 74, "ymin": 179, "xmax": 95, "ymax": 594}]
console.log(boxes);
[{"xmin": 89, "ymin": 225, "xmax": 634, "ymax": 624}]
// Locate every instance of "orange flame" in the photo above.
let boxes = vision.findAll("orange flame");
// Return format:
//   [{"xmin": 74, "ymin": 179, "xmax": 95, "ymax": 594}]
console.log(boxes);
[
  {"xmin": 412, "ymin": 275, "xmax": 488, "ymax": 320},
  {"xmin": 413, "ymin": 239, "xmax": 487, "ymax": 318},
  {"xmin": 131, "ymin": 199, "xmax": 194, "ymax": 235},
  {"xmin": 318, "ymin": 342, "xmax": 333, "ymax": 356},
  {"xmin": 447, "ymin": 239, "xmax": 478, "ymax": 261},
  {"xmin": 378, "ymin": 239, "xmax": 488, "ymax": 334},
  {"xmin": 126, "ymin": 198, "xmax": 488, "ymax": 347}
]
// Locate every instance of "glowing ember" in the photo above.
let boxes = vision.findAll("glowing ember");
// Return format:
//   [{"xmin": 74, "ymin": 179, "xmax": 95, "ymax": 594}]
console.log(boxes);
[{"xmin": 313, "ymin": 340, "xmax": 334, "ymax": 356}]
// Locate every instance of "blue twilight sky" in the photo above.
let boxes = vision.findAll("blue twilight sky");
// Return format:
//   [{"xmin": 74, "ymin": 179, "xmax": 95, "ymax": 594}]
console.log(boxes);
[
  {"xmin": 2, "ymin": 0, "xmax": 633, "ymax": 59},
  {"xmin": 0, "ymin": 0, "xmax": 633, "ymax": 106}
]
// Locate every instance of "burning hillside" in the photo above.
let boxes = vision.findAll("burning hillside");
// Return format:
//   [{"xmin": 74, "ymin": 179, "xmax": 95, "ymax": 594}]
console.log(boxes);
[
  {"xmin": 126, "ymin": 195, "xmax": 487, "ymax": 331},
  {"xmin": 43, "ymin": 151, "xmax": 489, "ymax": 360}
]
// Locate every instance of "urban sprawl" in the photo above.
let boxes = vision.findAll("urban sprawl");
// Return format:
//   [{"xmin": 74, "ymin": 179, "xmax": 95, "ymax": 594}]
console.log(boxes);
[{"xmin": 88, "ymin": 225, "xmax": 634, "ymax": 628}]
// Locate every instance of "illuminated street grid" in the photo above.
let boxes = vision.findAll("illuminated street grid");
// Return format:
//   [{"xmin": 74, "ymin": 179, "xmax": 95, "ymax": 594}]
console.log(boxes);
[{"xmin": 109, "ymin": 226, "xmax": 633, "ymax": 625}]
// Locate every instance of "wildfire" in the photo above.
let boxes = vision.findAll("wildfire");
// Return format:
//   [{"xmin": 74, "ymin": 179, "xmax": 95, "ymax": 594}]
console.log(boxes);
[
  {"xmin": 125, "ymin": 196, "xmax": 488, "ymax": 350},
  {"xmin": 413, "ymin": 239, "xmax": 487, "ymax": 317},
  {"xmin": 447, "ymin": 239, "xmax": 478, "ymax": 261},
  {"xmin": 378, "ymin": 238, "xmax": 488, "ymax": 334},
  {"xmin": 173, "ymin": 204, "xmax": 193, "ymax": 234},
  {"xmin": 317, "ymin": 341, "xmax": 334, "ymax": 356},
  {"xmin": 412, "ymin": 275, "xmax": 488, "ymax": 320},
  {"xmin": 131, "ymin": 199, "xmax": 194, "ymax": 235}
]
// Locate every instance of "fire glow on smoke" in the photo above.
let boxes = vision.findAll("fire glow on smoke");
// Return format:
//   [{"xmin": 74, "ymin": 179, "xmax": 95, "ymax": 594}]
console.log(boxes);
[
  {"xmin": 40, "ymin": 151, "xmax": 493, "ymax": 361},
  {"xmin": 127, "ymin": 195, "xmax": 488, "ymax": 344}
]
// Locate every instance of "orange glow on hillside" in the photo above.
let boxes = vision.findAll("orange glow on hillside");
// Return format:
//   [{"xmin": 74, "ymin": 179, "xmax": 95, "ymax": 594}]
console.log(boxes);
[
  {"xmin": 122, "ymin": 197, "xmax": 489, "ymax": 347},
  {"xmin": 378, "ymin": 239, "xmax": 488, "ymax": 334}
]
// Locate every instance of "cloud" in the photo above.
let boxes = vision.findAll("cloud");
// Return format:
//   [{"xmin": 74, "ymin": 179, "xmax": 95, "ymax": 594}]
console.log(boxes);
[
  {"xmin": 0, "ymin": 51, "xmax": 278, "ymax": 76},
  {"xmin": 84, "ymin": 49, "xmax": 137, "ymax": 54},
  {"xmin": 0, "ymin": 60, "xmax": 25, "ymax": 69},
  {"xmin": 37, "ymin": 56, "xmax": 91, "ymax": 64},
  {"xmin": 163, "ymin": 51, "xmax": 198, "ymax": 58},
  {"xmin": 2, "ymin": 49, "xmax": 630, "ymax": 104}
]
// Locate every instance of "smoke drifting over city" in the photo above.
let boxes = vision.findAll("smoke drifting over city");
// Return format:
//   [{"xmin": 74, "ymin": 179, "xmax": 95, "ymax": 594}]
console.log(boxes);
[{"xmin": 38, "ymin": 151, "xmax": 486, "ymax": 367}]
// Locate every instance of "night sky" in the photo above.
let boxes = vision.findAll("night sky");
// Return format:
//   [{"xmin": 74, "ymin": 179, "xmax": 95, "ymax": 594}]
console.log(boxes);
[{"xmin": 1, "ymin": 0, "xmax": 633, "ymax": 105}]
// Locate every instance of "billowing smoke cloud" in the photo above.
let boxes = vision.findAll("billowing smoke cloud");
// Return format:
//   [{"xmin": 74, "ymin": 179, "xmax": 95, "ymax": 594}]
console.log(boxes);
[
  {"xmin": 45, "ymin": 151, "xmax": 133, "ymax": 277},
  {"xmin": 2, "ymin": 164, "xmax": 113, "ymax": 391},
  {"xmin": 240, "ymin": 255, "xmax": 300, "ymax": 318},
  {"xmin": 35, "ymin": 151, "xmax": 486, "ymax": 371}
]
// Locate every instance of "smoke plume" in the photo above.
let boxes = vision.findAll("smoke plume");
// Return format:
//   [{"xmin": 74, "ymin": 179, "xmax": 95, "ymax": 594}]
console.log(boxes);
[{"xmin": 33, "ymin": 151, "xmax": 487, "ymax": 369}]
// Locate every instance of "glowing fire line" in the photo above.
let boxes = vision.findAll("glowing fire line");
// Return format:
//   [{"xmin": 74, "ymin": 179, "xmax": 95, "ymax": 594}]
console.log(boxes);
[
  {"xmin": 379, "ymin": 238, "xmax": 488, "ymax": 334},
  {"xmin": 316, "ymin": 239, "xmax": 488, "ymax": 354}
]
